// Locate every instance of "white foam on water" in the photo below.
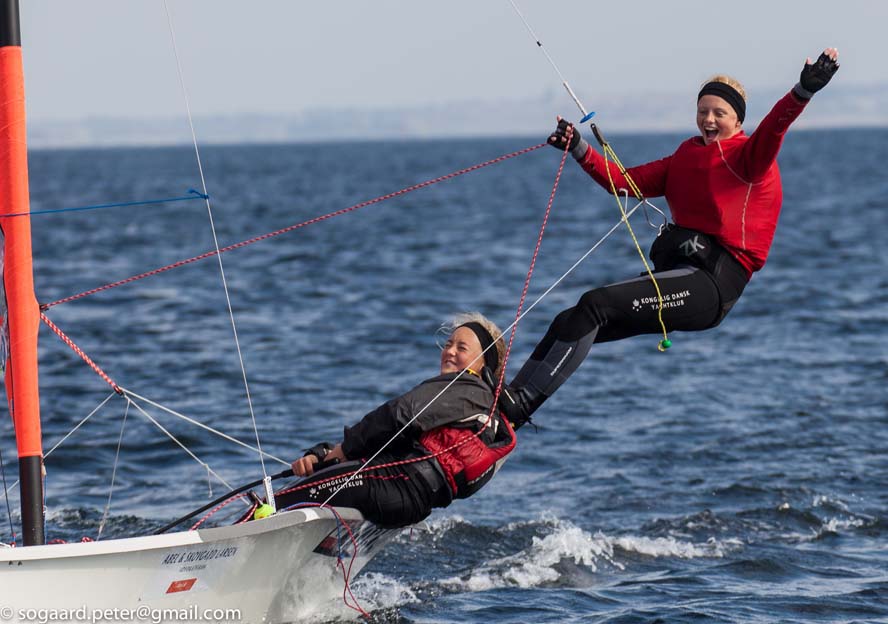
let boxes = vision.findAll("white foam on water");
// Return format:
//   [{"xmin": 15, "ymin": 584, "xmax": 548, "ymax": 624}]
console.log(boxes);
[
  {"xmin": 441, "ymin": 520, "xmax": 616, "ymax": 592},
  {"xmin": 610, "ymin": 534, "xmax": 736, "ymax": 559},
  {"xmin": 779, "ymin": 495, "xmax": 873, "ymax": 542},
  {"xmin": 439, "ymin": 515, "xmax": 733, "ymax": 593},
  {"xmin": 294, "ymin": 572, "xmax": 419, "ymax": 623},
  {"xmin": 819, "ymin": 516, "xmax": 867, "ymax": 535},
  {"xmin": 406, "ymin": 513, "xmax": 469, "ymax": 542},
  {"xmin": 825, "ymin": 516, "xmax": 867, "ymax": 531},
  {"xmin": 352, "ymin": 571, "xmax": 420, "ymax": 610},
  {"xmin": 813, "ymin": 494, "xmax": 850, "ymax": 512}
]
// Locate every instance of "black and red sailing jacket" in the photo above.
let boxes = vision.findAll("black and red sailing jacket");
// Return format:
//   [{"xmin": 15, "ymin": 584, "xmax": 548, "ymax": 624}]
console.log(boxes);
[
  {"xmin": 341, "ymin": 371, "xmax": 515, "ymax": 501},
  {"xmin": 420, "ymin": 410, "xmax": 516, "ymax": 499}
]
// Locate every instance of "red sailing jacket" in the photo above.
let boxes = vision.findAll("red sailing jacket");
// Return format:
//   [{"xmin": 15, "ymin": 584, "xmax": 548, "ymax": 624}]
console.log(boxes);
[{"xmin": 577, "ymin": 91, "xmax": 808, "ymax": 276}]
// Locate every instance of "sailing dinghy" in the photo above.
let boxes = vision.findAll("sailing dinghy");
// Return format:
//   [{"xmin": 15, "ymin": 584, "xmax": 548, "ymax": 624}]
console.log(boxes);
[{"xmin": 0, "ymin": 1, "xmax": 397, "ymax": 620}]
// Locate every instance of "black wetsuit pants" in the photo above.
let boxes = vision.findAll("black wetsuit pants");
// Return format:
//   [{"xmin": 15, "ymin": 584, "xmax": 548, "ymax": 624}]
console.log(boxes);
[
  {"xmin": 272, "ymin": 456, "xmax": 450, "ymax": 529},
  {"xmin": 513, "ymin": 226, "xmax": 749, "ymax": 408}
]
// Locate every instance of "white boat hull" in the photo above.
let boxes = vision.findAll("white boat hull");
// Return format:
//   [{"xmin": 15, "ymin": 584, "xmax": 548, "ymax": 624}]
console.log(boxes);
[{"xmin": 0, "ymin": 506, "xmax": 398, "ymax": 623}]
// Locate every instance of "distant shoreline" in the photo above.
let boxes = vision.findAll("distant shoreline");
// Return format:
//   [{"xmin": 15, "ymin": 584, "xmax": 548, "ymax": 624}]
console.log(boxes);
[
  {"xmin": 27, "ymin": 124, "xmax": 886, "ymax": 152},
  {"xmin": 28, "ymin": 84, "xmax": 887, "ymax": 149}
]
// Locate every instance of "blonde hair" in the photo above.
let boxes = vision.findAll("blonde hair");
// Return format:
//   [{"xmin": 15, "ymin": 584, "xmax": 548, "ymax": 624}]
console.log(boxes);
[
  {"xmin": 701, "ymin": 74, "xmax": 747, "ymax": 101},
  {"xmin": 440, "ymin": 312, "xmax": 506, "ymax": 380}
]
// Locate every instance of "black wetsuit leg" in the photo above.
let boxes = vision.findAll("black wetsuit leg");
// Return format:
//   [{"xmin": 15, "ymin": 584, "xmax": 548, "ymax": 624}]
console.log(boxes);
[
  {"xmin": 273, "ymin": 458, "xmax": 448, "ymax": 529},
  {"xmin": 512, "ymin": 263, "xmax": 741, "ymax": 407}
]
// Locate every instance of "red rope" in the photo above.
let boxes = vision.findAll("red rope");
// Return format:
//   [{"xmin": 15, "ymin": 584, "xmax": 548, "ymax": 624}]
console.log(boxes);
[
  {"xmin": 190, "ymin": 492, "xmax": 250, "ymax": 530},
  {"xmin": 210, "ymin": 145, "xmax": 571, "ymax": 622},
  {"xmin": 274, "ymin": 140, "xmax": 572, "ymax": 499},
  {"xmin": 40, "ymin": 313, "xmax": 121, "ymax": 394},
  {"xmin": 490, "ymin": 134, "xmax": 571, "ymax": 414},
  {"xmin": 41, "ymin": 143, "xmax": 546, "ymax": 310},
  {"xmin": 324, "ymin": 504, "xmax": 371, "ymax": 619},
  {"xmin": 209, "ymin": 500, "xmax": 370, "ymax": 616},
  {"xmin": 133, "ymin": 140, "xmax": 570, "ymax": 560}
]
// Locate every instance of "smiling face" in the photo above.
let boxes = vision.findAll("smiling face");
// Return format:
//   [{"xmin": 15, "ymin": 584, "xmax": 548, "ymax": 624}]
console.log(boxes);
[
  {"xmin": 439, "ymin": 326, "xmax": 485, "ymax": 375},
  {"xmin": 696, "ymin": 94, "xmax": 742, "ymax": 145}
]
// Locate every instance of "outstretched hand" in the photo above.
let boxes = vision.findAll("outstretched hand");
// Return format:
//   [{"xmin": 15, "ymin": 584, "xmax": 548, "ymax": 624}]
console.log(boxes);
[
  {"xmin": 548, "ymin": 116, "xmax": 581, "ymax": 151},
  {"xmin": 797, "ymin": 47, "xmax": 839, "ymax": 98}
]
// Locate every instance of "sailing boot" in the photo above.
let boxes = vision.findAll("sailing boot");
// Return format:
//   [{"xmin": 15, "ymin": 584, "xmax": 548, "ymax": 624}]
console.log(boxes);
[
  {"xmin": 500, "ymin": 333, "xmax": 597, "ymax": 428},
  {"xmin": 497, "ymin": 384, "xmax": 541, "ymax": 430}
]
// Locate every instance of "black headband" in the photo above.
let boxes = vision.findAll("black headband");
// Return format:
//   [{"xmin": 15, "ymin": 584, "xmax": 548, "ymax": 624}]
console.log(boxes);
[
  {"xmin": 459, "ymin": 322, "xmax": 499, "ymax": 373},
  {"xmin": 697, "ymin": 81, "xmax": 746, "ymax": 123}
]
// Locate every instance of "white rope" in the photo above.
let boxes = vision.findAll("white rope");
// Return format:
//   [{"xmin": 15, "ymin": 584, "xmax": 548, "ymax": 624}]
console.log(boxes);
[
  {"xmin": 119, "ymin": 387, "xmax": 289, "ymax": 467},
  {"xmin": 507, "ymin": 0, "xmax": 590, "ymax": 119},
  {"xmin": 321, "ymin": 200, "xmax": 646, "ymax": 505},
  {"xmin": 3, "ymin": 393, "xmax": 117, "ymax": 497},
  {"xmin": 125, "ymin": 394, "xmax": 234, "ymax": 490},
  {"xmin": 162, "ymin": 1, "xmax": 269, "ymax": 482},
  {"xmin": 97, "ymin": 400, "xmax": 130, "ymax": 540}
]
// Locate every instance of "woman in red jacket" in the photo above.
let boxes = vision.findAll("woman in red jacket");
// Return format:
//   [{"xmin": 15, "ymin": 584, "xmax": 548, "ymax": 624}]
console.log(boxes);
[{"xmin": 500, "ymin": 48, "xmax": 839, "ymax": 425}]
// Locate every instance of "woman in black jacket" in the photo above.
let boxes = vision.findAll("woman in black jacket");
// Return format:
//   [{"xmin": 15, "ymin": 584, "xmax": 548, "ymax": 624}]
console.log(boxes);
[{"xmin": 267, "ymin": 312, "xmax": 517, "ymax": 529}]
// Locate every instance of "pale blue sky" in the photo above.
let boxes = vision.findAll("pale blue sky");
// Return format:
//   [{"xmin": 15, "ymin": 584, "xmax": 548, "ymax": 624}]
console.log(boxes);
[{"xmin": 19, "ymin": 1, "xmax": 886, "ymax": 122}]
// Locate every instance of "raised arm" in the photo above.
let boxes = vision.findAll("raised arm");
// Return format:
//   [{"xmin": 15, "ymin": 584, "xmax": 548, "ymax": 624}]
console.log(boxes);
[{"xmin": 742, "ymin": 48, "xmax": 839, "ymax": 181}]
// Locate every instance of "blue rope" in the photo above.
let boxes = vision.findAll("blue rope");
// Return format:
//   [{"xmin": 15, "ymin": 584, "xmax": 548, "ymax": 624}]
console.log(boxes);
[{"xmin": 0, "ymin": 189, "xmax": 209, "ymax": 219}]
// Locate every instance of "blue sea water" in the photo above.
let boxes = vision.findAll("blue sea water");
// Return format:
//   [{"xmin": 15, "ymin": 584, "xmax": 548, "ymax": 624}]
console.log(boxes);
[{"xmin": 3, "ymin": 128, "xmax": 887, "ymax": 622}]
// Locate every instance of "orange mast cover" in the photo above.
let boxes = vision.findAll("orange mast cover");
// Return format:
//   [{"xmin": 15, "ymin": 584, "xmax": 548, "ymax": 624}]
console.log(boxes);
[{"xmin": 0, "ymin": 46, "xmax": 42, "ymax": 460}]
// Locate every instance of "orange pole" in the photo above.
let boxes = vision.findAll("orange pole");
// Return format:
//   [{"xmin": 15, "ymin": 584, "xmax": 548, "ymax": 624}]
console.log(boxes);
[{"xmin": 1, "ymin": 9, "xmax": 45, "ymax": 545}]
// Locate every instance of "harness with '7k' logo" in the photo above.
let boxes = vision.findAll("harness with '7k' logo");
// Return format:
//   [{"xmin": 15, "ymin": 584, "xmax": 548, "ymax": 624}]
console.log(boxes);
[{"xmin": 679, "ymin": 235, "xmax": 706, "ymax": 256}]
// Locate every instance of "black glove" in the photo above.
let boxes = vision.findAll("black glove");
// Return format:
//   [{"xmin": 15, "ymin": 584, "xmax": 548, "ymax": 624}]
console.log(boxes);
[
  {"xmin": 795, "ymin": 51, "xmax": 839, "ymax": 99},
  {"xmin": 303, "ymin": 441, "xmax": 334, "ymax": 461},
  {"xmin": 548, "ymin": 118, "xmax": 580, "ymax": 151}
]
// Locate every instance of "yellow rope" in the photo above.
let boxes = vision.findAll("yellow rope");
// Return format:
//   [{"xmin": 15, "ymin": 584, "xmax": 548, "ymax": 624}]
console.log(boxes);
[{"xmin": 598, "ymin": 136, "xmax": 671, "ymax": 352}]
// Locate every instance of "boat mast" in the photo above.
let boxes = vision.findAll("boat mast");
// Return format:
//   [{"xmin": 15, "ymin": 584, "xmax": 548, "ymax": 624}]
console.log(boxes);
[{"xmin": 0, "ymin": 0, "xmax": 45, "ymax": 546}]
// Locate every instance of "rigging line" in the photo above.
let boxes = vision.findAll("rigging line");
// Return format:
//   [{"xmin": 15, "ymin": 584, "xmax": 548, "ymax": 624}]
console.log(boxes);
[
  {"xmin": 506, "ymin": 0, "xmax": 592, "ymax": 121},
  {"xmin": 276, "ymin": 201, "xmax": 640, "ymax": 502},
  {"xmin": 162, "ymin": 1, "xmax": 268, "ymax": 482},
  {"xmin": 188, "ymin": 491, "xmax": 251, "ymax": 531},
  {"xmin": 489, "ymin": 136, "xmax": 571, "ymax": 419},
  {"xmin": 0, "ymin": 190, "xmax": 208, "ymax": 220},
  {"xmin": 125, "ymin": 393, "xmax": 234, "ymax": 491},
  {"xmin": 3, "ymin": 393, "xmax": 117, "ymax": 497},
  {"xmin": 0, "ymin": 444, "xmax": 15, "ymax": 544},
  {"xmin": 119, "ymin": 387, "xmax": 290, "ymax": 467},
  {"xmin": 41, "ymin": 143, "xmax": 545, "ymax": 311},
  {"xmin": 602, "ymin": 148, "xmax": 670, "ymax": 350},
  {"xmin": 322, "ymin": 199, "xmax": 648, "ymax": 501},
  {"xmin": 40, "ymin": 313, "xmax": 121, "ymax": 393},
  {"xmin": 319, "ymin": 154, "xmax": 643, "ymax": 507},
  {"xmin": 310, "ymin": 143, "xmax": 576, "ymax": 493},
  {"xmin": 153, "ymin": 197, "xmax": 651, "ymax": 514},
  {"xmin": 97, "ymin": 400, "xmax": 130, "ymax": 541},
  {"xmin": 44, "ymin": 393, "xmax": 117, "ymax": 458},
  {"xmin": 504, "ymin": 1, "xmax": 673, "ymax": 350}
]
